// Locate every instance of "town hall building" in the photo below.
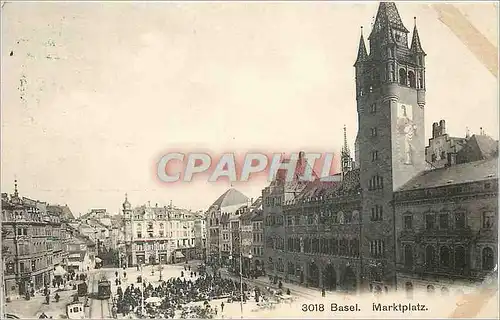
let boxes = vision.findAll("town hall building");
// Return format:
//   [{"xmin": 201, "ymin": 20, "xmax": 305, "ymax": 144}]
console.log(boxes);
[{"xmin": 262, "ymin": 2, "xmax": 498, "ymax": 294}]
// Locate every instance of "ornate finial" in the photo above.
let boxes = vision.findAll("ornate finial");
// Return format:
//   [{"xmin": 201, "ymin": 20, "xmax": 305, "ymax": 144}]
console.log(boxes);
[
  {"xmin": 466, "ymin": 127, "xmax": 470, "ymax": 139},
  {"xmin": 125, "ymin": 193, "xmax": 128, "ymax": 201},
  {"xmin": 14, "ymin": 179, "xmax": 18, "ymax": 197},
  {"xmin": 414, "ymin": 17, "xmax": 417, "ymax": 26},
  {"xmin": 343, "ymin": 125, "xmax": 348, "ymax": 149},
  {"xmin": 360, "ymin": 26, "xmax": 363, "ymax": 35}
]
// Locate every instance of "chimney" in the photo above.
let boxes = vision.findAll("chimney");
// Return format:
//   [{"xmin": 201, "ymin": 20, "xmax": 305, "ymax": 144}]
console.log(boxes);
[
  {"xmin": 298, "ymin": 151, "xmax": 305, "ymax": 167},
  {"xmin": 432, "ymin": 122, "xmax": 438, "ymax": 138},
  {"xmin": 439, "ymin": 120, "xmax": 446, "ymax": 135}
]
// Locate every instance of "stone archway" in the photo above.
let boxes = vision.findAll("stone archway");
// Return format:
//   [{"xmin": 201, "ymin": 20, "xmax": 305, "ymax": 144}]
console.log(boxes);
[
  {"xmin": 323, "ymin": 264, "xmax": 337, "ymax": 291},
  {"xmin": 308, "ymin": 261, "xmax": 320, "ymax": 288},
  {"xmin": 341, "ymin": 266, "xmax": 357, "ymax": 292}
]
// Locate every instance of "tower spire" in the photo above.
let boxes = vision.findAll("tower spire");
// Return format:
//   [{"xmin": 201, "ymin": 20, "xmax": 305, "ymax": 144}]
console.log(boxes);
[
  {"xmin": 341, "ymin": 125, "xmax": 352, "ymax": 174},
  {"xmin": 369, "ymin": 2, "xmax": 409, "ymax": 40},
  {"xmin": 410, "ymin": 17, "xmax": 426, "ymax": 54},
  {"xmin": 14, "ymin": 179, "xmax": 19, "ymax": 198},
  {"xmin": 354, "ymin": 26, "xmax": 368, "ymax": 66}
]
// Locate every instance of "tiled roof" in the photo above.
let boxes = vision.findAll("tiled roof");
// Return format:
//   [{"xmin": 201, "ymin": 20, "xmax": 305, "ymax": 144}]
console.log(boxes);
[
  {"xmin": 210, "ymin": 188, "xmax": 249, "ymax": 209},
  {"xmin": 296, "ymin": 169, "xmax": 361, "ymax": 200},
  {"xmin": 397, "ymin": 158, "xmax": 498, "ymax": 191},
  {"xmin": 375, "ymin": 2, "xmax": 409, "ymax": 32},
  {"xmin": 473, "ymin": 135, "xmax": 499, "ymax": 158},
  {"xmin": 47, "ymin": 205, "xmax": 75, "ymax": 221}
]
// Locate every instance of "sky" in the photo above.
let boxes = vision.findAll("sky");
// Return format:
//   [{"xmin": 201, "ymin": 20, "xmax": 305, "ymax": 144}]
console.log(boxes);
[{"xmin": 1, "ymin": 2, "xmax": 498, "ymax": 216}]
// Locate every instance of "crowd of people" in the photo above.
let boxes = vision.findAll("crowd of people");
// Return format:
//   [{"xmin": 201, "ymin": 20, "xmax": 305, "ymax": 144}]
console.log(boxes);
[{"xmin": 113, "ymin": 264, "xmax": 259, "ymax": 318}]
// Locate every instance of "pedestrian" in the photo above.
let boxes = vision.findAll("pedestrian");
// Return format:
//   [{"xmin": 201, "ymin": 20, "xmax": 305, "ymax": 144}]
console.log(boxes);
[
  {"xmin": 214, "ymin": 306, "xmax": 218, "ymax": 315},
  {"xmin": 115, "ymin": 271, "xmax": 118, "ymax": 278},
  {"xmin": 221, "ymin": 301, "xmax": 224, "ymax": 312},
  {"xmin": 321, "ymin": 288, "xmax": 326, "ymax": 297},
  {"xmin": 286, "ymin": 288, "xmax": 291, "ymax": 295},
  {"xmin": 123, "ymin": 271, "xmax": 127, "ymax": 278},
  {"xmin": 278, "ymin": 280, "xmax": 283, "ymax": 289}
]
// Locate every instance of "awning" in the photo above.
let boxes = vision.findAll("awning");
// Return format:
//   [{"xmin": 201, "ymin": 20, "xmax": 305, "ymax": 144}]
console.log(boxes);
[
  {"xmin": 53, "ymin": 265, "xmax": 67, "ymax": 277},
  {"xmin": 175, "ymin": 251, "xmax": 185, "ymax": 259},
  {"xmin": 95, "ymin": 257, "xmax": 102, "ymax": 263}
]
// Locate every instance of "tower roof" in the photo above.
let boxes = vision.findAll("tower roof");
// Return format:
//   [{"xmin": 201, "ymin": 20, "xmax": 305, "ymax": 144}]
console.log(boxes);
[
  {"xmin": 354, "ymin": 27, "xmax": 368, "ymax": 66},
  {"xmin": 210, "ymin": 188, "xmax": 249, "ymax": 209},
  {"xmin": 410, "ymin": 18, "xmax": 426, "ymax": 55},
  {"xmin": 369, "ymin": 2, "xmax": 409, "ymax": 40}
]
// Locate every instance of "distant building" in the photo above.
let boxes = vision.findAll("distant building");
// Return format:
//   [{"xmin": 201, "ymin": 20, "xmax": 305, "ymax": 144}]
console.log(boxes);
[
  {"xmin": 205, "ymin": 188, "xmax": 249, "ymax": 267},
  {"xmin": 1, "ymin": 182, "xmax": 69, "ymax": 298},
  {"xmin": 121, "ymin": 196, "xmax": 204, "ymax": 266}
]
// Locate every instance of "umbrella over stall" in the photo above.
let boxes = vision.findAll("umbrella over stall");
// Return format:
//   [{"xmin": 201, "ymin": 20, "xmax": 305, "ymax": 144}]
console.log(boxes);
[{"xmin": 53, "ymin": 265, "xmax": 67, "ymax": 277}]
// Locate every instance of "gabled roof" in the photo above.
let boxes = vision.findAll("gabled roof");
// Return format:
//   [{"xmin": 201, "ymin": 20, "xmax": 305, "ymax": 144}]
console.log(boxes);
[
  {"xmin": 457, "ymin": 134, "xmax": 499, "ymax": 164},
  {"xmin": 210, "ymin": 188, "xmax": 248, "ymax": 209},
  {"xmin": 472, "ymin": 135, "xmax": 499, "ymax": 159},
  {"xmin": 47, "ymin": 205, "xmax": 75, "ymax": 221},
  {"xmin": 397, "ymin": 158, "xmax": 498, "ymax": 191}
]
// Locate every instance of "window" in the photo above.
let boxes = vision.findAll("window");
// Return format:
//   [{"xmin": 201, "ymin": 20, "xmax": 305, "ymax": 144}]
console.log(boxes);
[
  {"xmin": 350, "ymin": 239, "xmax": 359, "ymax": 257},
  {"xmin": 404, "ymin": 215, "xmax": 413, "ymax": 230},
  {"xmin": 482, "ymin": 247, "xmax": 495, "ymax": 271},
  {"xmin": 369, "ymin": 175, "xmax": 384, "ymax": 190},
  {"xmin": 454, "ymin": 246, "xmax": 466, "ymax": 271},
  {"xmin": 425, "ymin": 214, "xmax": 435, "ymax": 230},
  {"xmin": 404, "ymin": 245, "xmax": 413, "ymax": 267},
  {"xmin": 371, "ymin": 150, "xmax": 379, "ymax": 161},
  {"xmin": 371, "ymin": 205, "xmax": 383, "ymax": 221},
  {"xmin": 399, "ymin": 68, "xmax": 407, "ymax": 86},
  {"xmin": 369, "ymin": 240, "xmax": 385, "ymax": 258},
  {"xmin": 439, "ymin": 214, "xmax": 449, "ymax": 229},
  {"xmin": 370, "ymin": 127, "xmax": 378, "ymax": 137},
  {"xmin": 431, "ymin": 154, "xmax": 437, "ymax": 162},
  {"xmin": 370, "ymin": 103, "xmax": 377, "ymax": 113},
  {"xmin": 408, "ymin": 71, "xmax": 416, "ymax": 88},
  {"xmin": 482, "ymin": 212, "xmax": 495, "ymax": 229},
  {"xmin": 441, "ymin": 151, "xmax": 446, "ymax": 160},
  {"xmin": 440, "ymin": 246, "xmax": 450, "ymax": 268},
  {"xmin": 137, "ymin": 232, "xmax": 142, "ymax": 238},
  {"xmin": 425, "ymin": 245, "xmax": 435, "ymax": 269},
  {"xmin": 455, "ymin": 212, "xmax": 466, "ymax": 229}
]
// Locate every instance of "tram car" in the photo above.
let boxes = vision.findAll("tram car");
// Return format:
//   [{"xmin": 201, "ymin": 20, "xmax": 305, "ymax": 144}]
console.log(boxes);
[
  {"xmin": 96, "ymin": 279, "xmax": 111, "ymax": 300},
  {"xmin": 66, "ymin": 301, "xmax": 85, "ymax": 319},
  {"xmin": 77, "ymin": 281, "xmax": 88, "ymax": 296}
]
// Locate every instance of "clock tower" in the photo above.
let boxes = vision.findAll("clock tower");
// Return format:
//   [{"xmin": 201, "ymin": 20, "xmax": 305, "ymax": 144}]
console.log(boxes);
[{"xmin": 355, "ymin": 2, "xmax": 427, "ymax": 289}]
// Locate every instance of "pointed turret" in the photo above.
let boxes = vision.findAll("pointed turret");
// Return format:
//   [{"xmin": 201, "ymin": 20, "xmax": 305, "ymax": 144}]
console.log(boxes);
[
  {"xmin": 354, "ymin": 27, "xmax": 368, "ymax": 66},
  {"xmin": 369, "ymin": 2, "xmax": 409, "ymax": 39},
  {"xmin": 410, "ymin": 17, "xmax": 426, "ymax": 55}
]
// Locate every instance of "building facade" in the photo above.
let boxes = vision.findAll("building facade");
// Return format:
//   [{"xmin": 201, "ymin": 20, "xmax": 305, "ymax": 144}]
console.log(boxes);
[
  {"xmin": 206, "ymin": 188, "xmax": 249, "ymax": 266},
  {"xmin": 122, "ymin": 196, "xmax": 203, "ymax": 266},
  {"xmin": 395, "ymin": 146, "xmax": 498, "ymax": 294},
  {"xmin": 251, "ymin": 203, "xmax": 264, "ymax": 274},
  {"xmin": 261, "ymin": 2, "xmax": 498, "ymax": 294},
  {"xmin": 1, "ymin": 183, "xmax": 69, "ymax": 298}
]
